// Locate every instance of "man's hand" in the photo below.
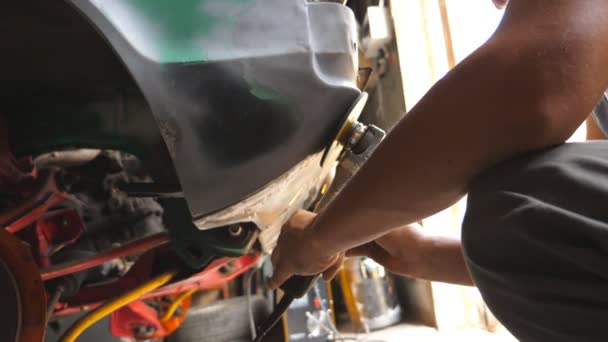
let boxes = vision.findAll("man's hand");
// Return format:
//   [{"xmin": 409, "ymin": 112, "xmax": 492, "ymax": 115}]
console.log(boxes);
[
  {"xmin": 348, "ymin": 224, "xmax": 474, "ymax": 286},
  {"xmin": 269, "ymin": 211, "xmax": 473, "ymax": 287},
  {"xmin": 346, "ymin": 224, "xmax": 426, "ymax": 277},
  {"xmin": 268, "ymin": 210, "xmax": 344, "ymax": 290}
]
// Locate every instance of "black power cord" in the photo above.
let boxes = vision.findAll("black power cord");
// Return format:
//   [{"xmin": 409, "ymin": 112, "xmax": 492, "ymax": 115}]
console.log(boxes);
[{"xmin": 253, "ymin": 275, "xmax": 320, "ymax": 342}]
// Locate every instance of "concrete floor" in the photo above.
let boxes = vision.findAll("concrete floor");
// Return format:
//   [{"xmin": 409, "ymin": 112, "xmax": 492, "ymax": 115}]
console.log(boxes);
[{"xmin": 341, "ymin": 324, "xmax": 518, "ymax": 342}]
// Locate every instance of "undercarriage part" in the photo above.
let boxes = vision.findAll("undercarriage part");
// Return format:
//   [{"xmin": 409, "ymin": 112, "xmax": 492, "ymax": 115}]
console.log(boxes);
[
  {"xmin": 163, "ymin": 198, "xmax": 258, "ymax": 270},
  {"xmin": 60, "ymin": 270, "xmax": 178, "ymax": 342},
  {"xmin": 39, "ymin": 151, "xmax": 168, "ymax": 298},
  {"xmin": 41, "ymin": 232, "xmax": 171, "ymax": 281},
  {"xmin": 0, "ymin": 116, "xmax": 263, "ymax": 338},
  {"xmin": 0, "ymin": 146, "xmax": 177, "ymax": 317},
  {"xmin": 110, "ymin": 289, "xmax": 196, "ymax": 339},
  {"xmin": 46, "ymin": 286, "xmax": 65, "ymax": 324},
  {"xmin": 160, "ymin": 289, "xmax": 196, "ymax": 323},
  {"xmin": 0, "ymin": 228, "xmax": 46, "ymax": 342},
  {"xmin": 118, "ymin": 182, "xmax": 183, "ymax": 198},
  {"xmin": 45, "ymin": 239, "xmax": 259, "ymax": 338},
  {"xmin": 1, "ymin": 169, "xmax": 72, "ymax": 234},
  {"xmin": 53, "ymin": 254, "xmax": 260, "ymax": 318},
  {"xmin": 52, "ymin": 252, "xmax": 259, "ymax": 341},
  {"xmin": 34, "ymin": 149, "xmax": 102, "ymax": 169},
  {"xmin": 150, "ymin": 255, "xmax": 260, "ymax": 298}
]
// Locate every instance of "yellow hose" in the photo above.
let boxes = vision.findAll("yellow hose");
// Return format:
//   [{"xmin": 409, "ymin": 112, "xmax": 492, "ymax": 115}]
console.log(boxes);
[
  {"xmin": 160, "ymin": 289, "xmax": 197, "ymax": 322},
  {"xmin": 60, "ymin": 271, "xmax": 177, "ymax": 342}
]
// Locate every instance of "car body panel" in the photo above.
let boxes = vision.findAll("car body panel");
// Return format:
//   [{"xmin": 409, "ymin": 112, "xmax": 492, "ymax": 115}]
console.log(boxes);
[{"xmin": 68, "ymin": 0, "xmax": 361, "ymax": 219}]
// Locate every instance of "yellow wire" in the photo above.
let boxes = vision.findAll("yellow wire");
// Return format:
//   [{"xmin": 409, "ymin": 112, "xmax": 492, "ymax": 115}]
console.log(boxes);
[
  {"xmin": 160, "ymin": 288, "xmax": 197, "ymax": 322},
  {"xmin": 60, "ymin": 271, "xmax": 177, "ymax": 342}
]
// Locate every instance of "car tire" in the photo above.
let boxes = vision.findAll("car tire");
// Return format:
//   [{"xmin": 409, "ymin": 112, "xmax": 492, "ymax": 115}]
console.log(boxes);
[{"xmin": 168, "ymin": 295, "xmax": 271, "ymax": 342}]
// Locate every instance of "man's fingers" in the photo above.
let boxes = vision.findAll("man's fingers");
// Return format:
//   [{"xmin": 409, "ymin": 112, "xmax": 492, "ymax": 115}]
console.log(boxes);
[
  {"xmin": 322, "ymin": 267, "xmax": 340, "ymax": 281},
  {"xmin": 346, "ymin": 244, "xmax": 372, "ymax": 257},
  {"xmin": 347, "ymin": 242, "xmax": 385, "ymax": 260},
  {"xmin": 288, "ymin": 210, "xmax": 317, "ymax": 230},
  {"xmin": 322, "ymin": 254, "xmax": 344, "ymax": 281},
  {"xmin": 270, "ymin": 249, "xmax": 280, "ymax": 269},
  {"xmin": 348, "ymin": 242, "xmax": 392, "ymax": 266},
  {"xmin": 375, "ymin": 230, "xmax": 407, "ymax": 256}
]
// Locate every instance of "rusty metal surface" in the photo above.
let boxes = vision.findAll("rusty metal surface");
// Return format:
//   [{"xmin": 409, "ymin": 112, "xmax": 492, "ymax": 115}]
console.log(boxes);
[
  {"xmin": 194, "ymin": 94, "xmax": 370, "ymax": 252},
  {"xmin": 0, "ymin": 170, "xmax": 72, "ymax": 234},
  {"xmin": 40, "ymin": 233, "xmax": 171, "ymax": 281},
  {"xmin": 195, "ymin": 152, "xmax": 328, "ymax": 252}
]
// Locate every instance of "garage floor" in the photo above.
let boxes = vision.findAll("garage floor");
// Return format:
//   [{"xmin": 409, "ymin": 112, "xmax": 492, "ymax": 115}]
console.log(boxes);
[{"xmin": 341, "ymin": 324, "xmax": 517, "ymax": 342}]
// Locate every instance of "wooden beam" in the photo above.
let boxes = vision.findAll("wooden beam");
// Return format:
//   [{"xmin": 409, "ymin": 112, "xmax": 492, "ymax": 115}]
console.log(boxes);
[{"xmin": 438, "ymin": 0, "xmax": 456, "ymax": 69}]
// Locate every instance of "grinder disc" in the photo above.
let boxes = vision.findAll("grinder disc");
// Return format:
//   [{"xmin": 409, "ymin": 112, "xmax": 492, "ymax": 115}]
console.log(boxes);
[{"xmin": 320, "ymin": 92, "xmax": 369, "ymax": 166}]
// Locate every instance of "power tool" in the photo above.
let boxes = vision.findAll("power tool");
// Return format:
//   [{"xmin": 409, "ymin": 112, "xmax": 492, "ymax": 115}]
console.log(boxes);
[{"xmin": 253, "ymin": 100, "xmax": 386, "ymax": 342}]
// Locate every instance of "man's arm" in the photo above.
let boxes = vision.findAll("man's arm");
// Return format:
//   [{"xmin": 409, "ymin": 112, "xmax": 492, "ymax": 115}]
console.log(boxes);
[
  {"xmin": 310, "ymin": 0, "xmax": 608, "ymax": 255},
  {"xmin": 269, "ymin": 0, "xmax": 608, "ymax": 288},
  {"xmin": 347, "ymin": 223, "xmax": 473, "ymax": 286},
  {"xmin": 587, "ymin": 114, "xmax": 607, "ymax": 140}
]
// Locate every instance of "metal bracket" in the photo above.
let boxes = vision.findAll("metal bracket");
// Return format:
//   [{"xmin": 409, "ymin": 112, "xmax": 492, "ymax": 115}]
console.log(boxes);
[
  {"xmin": 320, "ymin": 92, "xmax": 369, "ymax": 166},
  {"xmin": 162, "ymin": 198, "xmax": 258, "ymax": 270},
  {"xmin": 315, "ymin": 124, "xmax": 386, "ymax": 212}
]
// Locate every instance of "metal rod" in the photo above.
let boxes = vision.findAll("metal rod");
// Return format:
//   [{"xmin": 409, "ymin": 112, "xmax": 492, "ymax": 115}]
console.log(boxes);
[
  {"xmin": 40, "ymin": 233, "xmax": 171, "ymax": 281},
  {"xmin": 46, "ymin": 285, "xmax": 65, "ymax": 323}
]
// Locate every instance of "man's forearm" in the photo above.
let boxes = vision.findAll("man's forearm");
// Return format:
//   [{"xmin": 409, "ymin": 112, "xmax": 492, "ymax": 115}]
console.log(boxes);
[
  {"xmin": 312, "ymin": 46, "xmax": 574, "ymax": 255},
  {"xmin": 346, "ymin": 224, "xmax": 473, "ymax": 286},
  {"xmin": 312, "ymin": 1, "xmax": 608, "ymax": 256},
  {"xmin": 412, "ymin": 236, "xmax": 473, "ymax": 286}
]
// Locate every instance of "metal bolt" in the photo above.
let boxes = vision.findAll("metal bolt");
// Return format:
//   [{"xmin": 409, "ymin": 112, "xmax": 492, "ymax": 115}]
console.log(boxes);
[
  {"xmin": 347, "ymin": 122, "xmax": 367, "ymax": 149},
  {"xmin": 134, "ymin": 325, "xmax": 157, "ymax": 338},
  {"xmin": 219, "ymin": 261, "xmax": 237, "ymax": 275},
  {"xmin": 228, "ymin": 225, "xmax": 244, "ymax": 237}
]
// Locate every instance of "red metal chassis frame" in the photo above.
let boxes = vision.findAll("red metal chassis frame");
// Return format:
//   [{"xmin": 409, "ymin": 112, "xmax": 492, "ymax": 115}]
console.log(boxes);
[
  {"xmin": 52, "ymin": 253, "xmax": 260, "ymax": 317},
  {"xmin": 0, "ymin": 118, "xmax": 261, "ymax": 340}
]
